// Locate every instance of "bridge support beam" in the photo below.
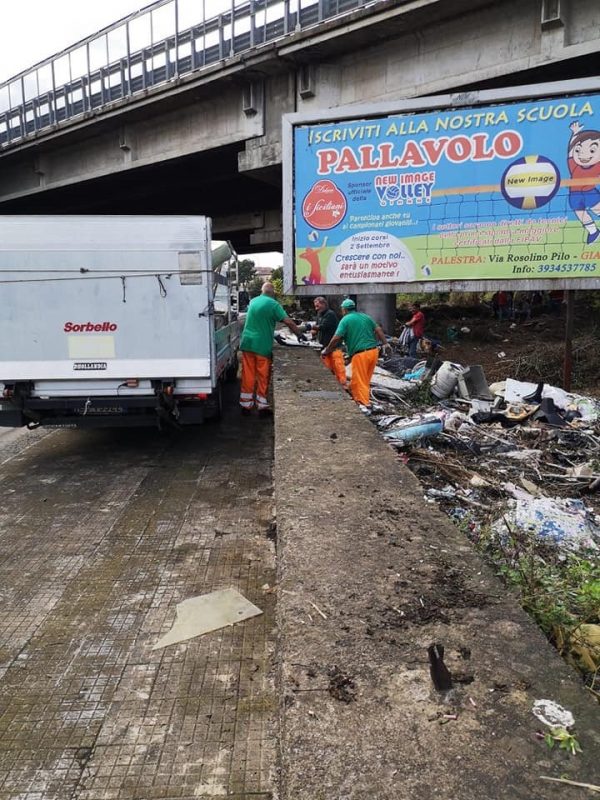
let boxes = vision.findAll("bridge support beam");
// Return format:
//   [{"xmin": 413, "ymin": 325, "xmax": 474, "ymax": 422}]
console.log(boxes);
[{"xmin": 356, "ymin": 294, "xmax": 397, "ymax": 336}]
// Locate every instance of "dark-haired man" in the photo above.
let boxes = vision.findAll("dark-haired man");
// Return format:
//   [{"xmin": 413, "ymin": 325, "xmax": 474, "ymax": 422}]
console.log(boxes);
[
  {"xmin": 405, "ymin": 302, "xmax": 425, "ymax": 359},
  {"xmin": 312, "ymin": 296, "xmax": 346, "ymax": 386}
]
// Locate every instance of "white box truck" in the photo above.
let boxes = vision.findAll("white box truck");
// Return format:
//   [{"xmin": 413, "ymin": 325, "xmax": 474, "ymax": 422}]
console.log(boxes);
[{"xmin": 0, "ymin": 216, "xmax": 240, "ymax": 429}]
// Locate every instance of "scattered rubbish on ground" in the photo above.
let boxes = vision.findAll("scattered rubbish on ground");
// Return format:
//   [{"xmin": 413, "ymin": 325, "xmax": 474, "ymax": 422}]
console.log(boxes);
[
  {"xmin": 493, "ymin": 491, "xmax": 600, "ymax": 553},
  {"xmin": 353, "ymin": 342, "xmax": 600, "ymax": 683},
  {"xmin": 383, "ymin": 413, "xmax": 445, "ymax": 444},
  {"xmin": 327, "ymin": 666, "xmax": 356, "ymax": 703},
  {"xmin": 532, "ymin": 699, "xmax": 575, "ymax": 729},
  {"xmin": 152, "ymin": 588, "xmax": 263, "ymax": 649},
  {"xmin": 428, "ymin": 643, "xmax": 453, "ymax": 692}
]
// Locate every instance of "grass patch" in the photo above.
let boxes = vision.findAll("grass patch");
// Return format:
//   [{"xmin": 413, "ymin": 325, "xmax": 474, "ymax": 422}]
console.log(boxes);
[{"xmin": 469, "ymin": 521, "xmax": 600, "ymax": 685}]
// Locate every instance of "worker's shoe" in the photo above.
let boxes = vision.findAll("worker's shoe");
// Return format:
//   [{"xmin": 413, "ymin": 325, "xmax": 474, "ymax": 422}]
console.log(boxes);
[
  {"xmin": 240, "ymin": 407, "xmax": 253, "ymax": 417},
  {"xmin": 258, "ymin": 407, "xmax": 273, "ymax": 418}
]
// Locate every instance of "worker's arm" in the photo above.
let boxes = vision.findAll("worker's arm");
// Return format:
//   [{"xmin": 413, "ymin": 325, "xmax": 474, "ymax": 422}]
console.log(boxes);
[
  {"xmin": 374, "ymin": 325, "xmax": 388, "ymax": 346},
  {"xmin": 283, "ymin": 316, "xmax": 305, "ymax": 339},
  {"xmin": 375, "ymin": 325, "xmax": 391, "ymax": 355},
  {"xmin": 405, "ymin": 314, "xmax": 416, "ymax": 328},
  {"xmin": 321, "ymin": 334, "xmax": 342, "ymax": 357}
]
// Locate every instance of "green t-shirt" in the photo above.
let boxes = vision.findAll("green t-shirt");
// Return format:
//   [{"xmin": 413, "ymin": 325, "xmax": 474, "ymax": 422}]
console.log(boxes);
[
  {"xmin": 334, "ymin": 311, "xmax": 378, "ymax": 357},
  {"xmin": 240, "ymin": 294, "xmax": 287, "ymax": 358}
]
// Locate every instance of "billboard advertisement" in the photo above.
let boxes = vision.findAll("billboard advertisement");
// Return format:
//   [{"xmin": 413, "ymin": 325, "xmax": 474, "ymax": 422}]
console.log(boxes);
[{"xmin": 291, "ymin": 91, "xmax": 600, "ymax": 287}]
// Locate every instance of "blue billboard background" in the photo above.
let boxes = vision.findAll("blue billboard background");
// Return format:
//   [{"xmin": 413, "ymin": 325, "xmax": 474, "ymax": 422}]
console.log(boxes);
[{"xmin": 293, "ymin": 93, "xmax": 600, "ymax": 285}]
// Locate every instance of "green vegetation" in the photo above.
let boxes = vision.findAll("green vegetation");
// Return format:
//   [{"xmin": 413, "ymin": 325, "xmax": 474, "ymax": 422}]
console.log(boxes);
[
  {"xmin": 544, "ymin": 727, "xmax": 583, "ymax": 756},
  {"xmin": 474, "ymin": 523, "xmax": 600, "ymax": 682},
  {"xmin": 237, "ymin": 258, "xmax": 257, "ymax": 287}
]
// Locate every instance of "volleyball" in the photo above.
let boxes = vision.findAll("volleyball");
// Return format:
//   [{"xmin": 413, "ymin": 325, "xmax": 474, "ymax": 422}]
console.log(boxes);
[
  {"xmin": 308, "ymin": 230, "xmax": 319, "ymax": 242},
  {"xmin": 500, "ymin": 155, "xmax": 560, "ymax": 210}
]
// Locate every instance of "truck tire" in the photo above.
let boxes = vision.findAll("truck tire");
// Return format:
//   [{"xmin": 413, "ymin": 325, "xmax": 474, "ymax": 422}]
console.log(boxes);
[
  {"xmin": 225, "ymin": 354, "xmax": 239, "ymax": 383},
  {"xmin": 205, "ymin": 382, "xmax": 223, "ymax": 421}
]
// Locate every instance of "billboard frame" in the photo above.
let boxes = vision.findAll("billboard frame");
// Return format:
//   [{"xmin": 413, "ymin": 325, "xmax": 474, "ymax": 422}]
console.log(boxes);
[{"xmin": 283, "ymin": 75, "xmax": 600, "ymax": 295}]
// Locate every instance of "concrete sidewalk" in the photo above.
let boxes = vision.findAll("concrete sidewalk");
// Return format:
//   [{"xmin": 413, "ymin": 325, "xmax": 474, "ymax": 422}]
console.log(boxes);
[
  {"xmin": 273, "ymin": 346, "xmax": 599, "ymax": 800},
  {"xmin": 0, "ymin": 390, "xmax": 277, "ymax": 800}
]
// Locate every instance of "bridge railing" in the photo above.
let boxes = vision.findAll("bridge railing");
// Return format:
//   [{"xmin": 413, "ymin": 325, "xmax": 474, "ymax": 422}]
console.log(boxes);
[{"xmin": 0, "ymin": 0, "xmax": 377, "ymax": 148}]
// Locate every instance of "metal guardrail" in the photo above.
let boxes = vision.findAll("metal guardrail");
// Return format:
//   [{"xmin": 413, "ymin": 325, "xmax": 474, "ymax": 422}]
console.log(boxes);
[{"xmin": 0, "ymin": 0, "xmax": 379, "ymax": 149}]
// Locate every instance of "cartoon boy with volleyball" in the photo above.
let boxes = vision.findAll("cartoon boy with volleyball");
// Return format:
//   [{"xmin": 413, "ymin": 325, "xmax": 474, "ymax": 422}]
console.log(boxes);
[{"xmin": 567, "ymin": 121, "xmax": 600, "ymax": 244}]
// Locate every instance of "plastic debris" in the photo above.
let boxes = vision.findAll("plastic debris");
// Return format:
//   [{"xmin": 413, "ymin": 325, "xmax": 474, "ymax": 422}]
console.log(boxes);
[
  {"xmin": 369, "ymin": 366, "xmax": 414, "ymax": 392},
  {"xmin": 532, "ymin": 699, "xmax": 575, "ymax": 729},
  {"xmin": 427, "ymin": 485, "xmax": 458, "ymax": 500},
  {"xmin": 457, "ymin": 365, "xmax": 494, "ymax": 401},
  {"xmin": 505, "ymin": 379, "xmax": 600, "ymax": 423},
  {"xmin": 383, "ymin": 413, "xmax": 445, "ymax": 445},
  {"xmin": 493, "ymin": 491, "xmax": 600, "ymax": 552}
]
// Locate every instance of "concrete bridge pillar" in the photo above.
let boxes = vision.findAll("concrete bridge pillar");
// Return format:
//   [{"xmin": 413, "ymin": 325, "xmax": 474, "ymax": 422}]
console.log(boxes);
[{"xmin": 356, "ymin": 294, "xmax": 397, "ymax": 336}]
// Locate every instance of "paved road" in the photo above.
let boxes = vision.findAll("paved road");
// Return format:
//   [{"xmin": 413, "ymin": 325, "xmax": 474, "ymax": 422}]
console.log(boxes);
[{"xmin": 0, "ymin": 390, "xmax": 276, "ymax": 800}]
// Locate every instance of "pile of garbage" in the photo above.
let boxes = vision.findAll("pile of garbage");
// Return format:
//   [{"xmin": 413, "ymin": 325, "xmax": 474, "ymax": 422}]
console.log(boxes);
[
  {"xmin": 362, "ymin": 355, "xmax": 600, "ymax": 556},
  {"xmin": 361, "ymin": 353, "xmax": 600, "ymax": 678}
]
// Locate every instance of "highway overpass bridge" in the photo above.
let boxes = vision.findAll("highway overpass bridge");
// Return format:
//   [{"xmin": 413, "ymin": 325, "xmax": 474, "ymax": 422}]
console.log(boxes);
[{"xmin": 0, "ymin": 0, "xmax": 599, "ymax": 252}]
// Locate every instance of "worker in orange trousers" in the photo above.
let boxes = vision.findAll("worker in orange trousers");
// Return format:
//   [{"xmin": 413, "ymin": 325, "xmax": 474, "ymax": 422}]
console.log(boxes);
[
  {"xmin": 239, "ymin": 282, "xmax": 304, "ymax": 416},
  {"xmin": 320, "ymin": 298, "xmax": 389, "ymax": 408},
  {"xmin": 311, "ymin": 296, "xmax": 347, "ymax": 387}
]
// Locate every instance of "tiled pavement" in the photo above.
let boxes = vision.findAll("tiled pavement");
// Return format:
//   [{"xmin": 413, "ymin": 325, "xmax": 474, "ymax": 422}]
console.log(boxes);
[{"xmin": 0, "ymin": 396, "xmax": 276, "ymax": 799}]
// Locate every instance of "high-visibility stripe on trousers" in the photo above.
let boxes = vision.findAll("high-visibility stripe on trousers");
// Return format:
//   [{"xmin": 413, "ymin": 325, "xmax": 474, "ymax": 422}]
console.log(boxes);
[
  {"xmin": 322, "ymin": 349, "xmax": 347, "ymax": 386},
  {"xmin": 349, "ymin": 347, "xmax": 378, "ymax": 406},
  {"xmin": 240, "ymin": 351, "xmax": 272, "ymax": 410}
]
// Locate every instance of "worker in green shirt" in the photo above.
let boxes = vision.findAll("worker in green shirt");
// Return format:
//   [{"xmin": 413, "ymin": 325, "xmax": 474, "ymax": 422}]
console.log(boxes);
[
  {"xmin": 321, "ymin": 298, "xmax": 389, "ymax": 407},
  {"xmin": 240, "ymin": 282, "xmax": 304, "ymax": 416}
]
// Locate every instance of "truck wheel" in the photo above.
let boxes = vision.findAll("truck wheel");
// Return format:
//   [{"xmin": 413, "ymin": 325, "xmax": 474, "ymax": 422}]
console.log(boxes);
[
  {"xmin": 205, "ymin": 383, "xmax": 223, "ymax": 421},
  {"xmin": 225, "ymin": 355, "xmax": 239, "ymax": 383}
]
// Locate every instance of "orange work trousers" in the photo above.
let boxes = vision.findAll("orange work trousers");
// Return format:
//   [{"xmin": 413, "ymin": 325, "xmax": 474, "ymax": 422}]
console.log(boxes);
[
  {"xmin": 240, "ymin": 351, "xmax": 272, "ymax": 410},
  {"xmin": 349, "ymin": 348, "xmax": 378, "ymax": 406},
  {"xmin": 322, "ymin": 349, "xmax": 347, "ymax": 386}
]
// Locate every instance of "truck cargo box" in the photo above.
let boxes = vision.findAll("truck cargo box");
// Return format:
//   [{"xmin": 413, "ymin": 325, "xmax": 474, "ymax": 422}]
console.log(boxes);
[{"xmin": 0, "ymin": 216, "xmax": 240, "ymax": 428}]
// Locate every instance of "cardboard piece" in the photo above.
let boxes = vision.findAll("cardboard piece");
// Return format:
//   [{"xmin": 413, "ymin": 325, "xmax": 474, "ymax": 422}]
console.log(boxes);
[{"xmin": 152, "ymin": 588, "xmax": 263, "ymax": 650}]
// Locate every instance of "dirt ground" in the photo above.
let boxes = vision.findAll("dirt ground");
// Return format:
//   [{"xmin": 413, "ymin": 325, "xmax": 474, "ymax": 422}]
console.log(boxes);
[{"xmin": 396, "ymin": 297, "xmax": 600, "ymax": 396}]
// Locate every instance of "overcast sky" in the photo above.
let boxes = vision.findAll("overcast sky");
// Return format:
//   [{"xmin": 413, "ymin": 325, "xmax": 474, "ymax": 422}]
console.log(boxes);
[{"xmin": 0, "ymin": 1, "xmax": 146, "ymax": 82}]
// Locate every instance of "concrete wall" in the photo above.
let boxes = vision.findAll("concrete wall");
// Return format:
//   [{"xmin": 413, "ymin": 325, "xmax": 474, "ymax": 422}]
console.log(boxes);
[{"xmin": 294, "ymin": 0, "xmax": 598, "ymax": 112}]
